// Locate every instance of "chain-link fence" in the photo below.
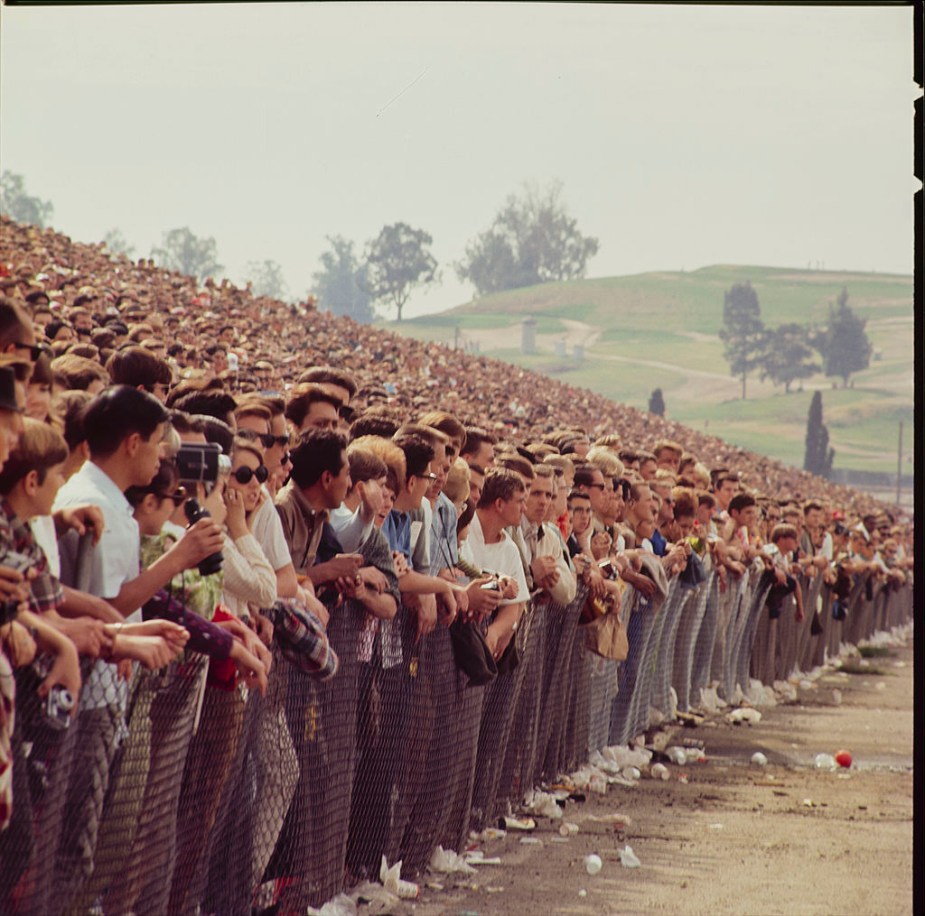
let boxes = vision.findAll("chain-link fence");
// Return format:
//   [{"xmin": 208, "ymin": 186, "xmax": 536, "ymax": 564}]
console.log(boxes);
[{"xmin": 0, "ymin": 568, "xmax": 913, "ymax": 913}]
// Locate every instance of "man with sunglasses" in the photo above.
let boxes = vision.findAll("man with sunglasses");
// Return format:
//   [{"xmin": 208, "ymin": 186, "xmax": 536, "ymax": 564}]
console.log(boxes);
[{"xmin": 0, "ymin": 295, "xmax": 45, "ymax": 364}]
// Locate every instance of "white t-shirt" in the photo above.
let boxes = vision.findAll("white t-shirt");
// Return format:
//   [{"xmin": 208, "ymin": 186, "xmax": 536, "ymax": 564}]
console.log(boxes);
[
  {"xmin": 30, "ymin": 514, "xmax": 60, "ymax": 578},
  {"xmin": 467, "ymin": 512, "xmax": 530, "ymax": 607},
  {"xmin": 251, "ymin": 486, "xmax": 294, "ymax": 570}
]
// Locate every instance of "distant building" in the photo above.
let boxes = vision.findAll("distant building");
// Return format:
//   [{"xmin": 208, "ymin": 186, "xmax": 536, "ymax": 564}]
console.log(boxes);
[{"xmin": 521, "ymin": 317, "xmax": 537, "ymax": 354}]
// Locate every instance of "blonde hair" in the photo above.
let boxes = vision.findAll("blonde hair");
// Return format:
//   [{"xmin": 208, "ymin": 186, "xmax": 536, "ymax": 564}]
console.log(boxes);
[
  {"xmin": 585, "ymin": 446, "xmax": 624, "ymax": 479},
  {"xmin": 443, "ymin": 457, "xmax": 471, "ymax": 505}
]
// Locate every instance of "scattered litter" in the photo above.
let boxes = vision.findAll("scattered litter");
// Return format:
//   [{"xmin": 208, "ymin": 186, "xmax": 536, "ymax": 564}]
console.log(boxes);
[
  {"xmin": 708, "ymin": 823, "xmax": 724, "ymax": 829},
  {"xmin": 523, "ymin": 791, "xmax": 563, "ymax": 820},
  {"xmin": 834, "ymin": 749, "xmax": 853, "ymax": 768},
  {"xmin": 502, "ymin": 816, "xmax": 535, "ymax": 831},
  {"xmin": 559, "ymin": 821, "xmax": 580, "ymax": 836},
  {"xmin": 747, "ymin": 679, "xmax": 777, "ymax": 707},
  {"xmin": 622, "ymin": 766, "xmax": 642, "ymax": 781},
  {"xmin": 549, "ymin": 836, "xmax": 570, "ymax": 844},
  {"xmin": 426, "ymin": 882, "xmax": 444, "ymax": 891},
  {"xmin": 751, "ymin": 752, "xmax": 768, "ymax": 767},
  {"xmin": 584, "ymin": 853, "xmax": 603, "ymax": 875},
  {"xmin": 601, "ymin": 745, "xmax": 653, "ymax": 770},
  {"xmin": 650, "ymin": 763, "xmax": 670, "ymax": 780},
  {"xmin": 831, "ymin": 689, "xmax": 843, "ymax": 706},
  {"xmin": 578, "ymin": 889, "xmax": 588, "ymax": 898},
  {"xmin": 464, "ymin": 851, "xmax": 502, "ymax": 866},
  {"xmin": 619, "ymin": 845, "xmax": 641, "ymax": 868},
  {"xmin": 802, "ymin": 798, "xmax": 815, "ymax": 807},
  {"xmin": 519, "ymin": 837, "xmax": 543, "ymax": 846},
  {"xmin": 379, "ymin": 856, "xmax": 419, "ymax": 899},
  {"xmin": 430, "ymin": 846, "xmax": 476, "ymax": 875},
  {"xmin": 699, "ymin": 686, "xmax": 725, "ymax": 713},
  {"xmin": 471, "ymin": 827, "xmax": 506, "ymax": 842},
  {"xmin": 813, "ymin": 753, "xmax": 837, "ymax": 770},
  {"xmin": 350, "ymin": 881, "xmax": 398, "ymax": 908},
  {"xmin": 684, "ymin": 746, "xmax": 707, "ymax": 763},
  {"xmin": 306, "ymin": 893, "xmax": 357, "ymax": 916},
  {"xmin": 799, "ymin": 679, "xmax": 813, "ymax": 691},
  {"xmin": 875, "ymin": 682, "xmax": 887, "ymax": 691},
  {"xmin": 665, "ymin": 746, "xmax": 688, "ymax": 765},
  {"xmin": 773, "ymin": 680, "xmax": 798, "ymax": 702},
  {"xmin": 485, "ymin": 886, "xmax": 504, "ymax": 894},
  {"xmin": 726, "ymin": 708, "xmax": 762, "ymax": 726},
  {"xmin": 678, "ymin": 773, "xmax": 689, "ymax": 784}
]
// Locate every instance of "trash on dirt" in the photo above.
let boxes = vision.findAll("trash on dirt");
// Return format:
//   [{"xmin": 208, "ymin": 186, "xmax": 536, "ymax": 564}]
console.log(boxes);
[
  {"xmin": 602, "ymin": 744, "xmax": 652, "ymax": 770},
  {"xmin": 650, "ymin": 763, "xmax": 670, "ymax": 780},
  {"xmin": 585, "ymin": 812, "xmax": 632, "ymax": 830},
  {"xmin": 351, "ymin": 881, "xmax": 400, "ymax": 909},
  {"xmin": 519, "ymin": 837, "xmax": 543, "ymax": 846},
  {"xmin": 678, "ymin": 773, "xmax": 690, "ymax": 784},
  {"xmin": 379, "ymin": 856, "xmax": 419, "ymax": 899},
  {"xmin": 813, "ymin": 753, "xmax": 837, "ymax": 770},
  {"xmin": 708, "ymin": 823, "xmax": 724, "ymax": 829},
  {"xmin": 773, "ymin": 680, "xmax": 799, "ymax": 702},
  {"xmin": 578, "ymin": 889, "xmax": 588, "ymax": 898},
  {"xmin": 584, "ymin": 853, "xmax": 603, "ymax": 875},
  {"xmin": 751, "ymin": 751, "xmax": 768, "ymax": 767},
  {"xmin": 559, "ymin": 821, "xmax": 580, "ymax": 836},
  {"xmin": 307, "ymin": 893, "xmax": 358, "ymax": 916},
  {"xmin": 484, "ymin": 886, "xmax": 504, "ymax": 894},
  {"xmin": 875, "ymin": 682, "xmax": 887, "ymax": 691},
  {"xmin": 802, "ymin": 798, "xmax": 815, "ymax": 807},
  {"xmin": 834, "ymin": 749, "xmax": 853, "ymax": 768},
  {"xmin": 622, "ymin": 766, "xmax": 642, "ymax": 781},
  {"xmin": 523, "ymin": 790, "xmax": 563, "ymax": 819},
  {"xmin": 831, "ymin": 689, "xmax": 843, "ymax": 706},
  {"xmin": 619, "ymin": 845, "xmax": 641, "ymax": 868},
  {"xmin": 665, "ymin": 746, "xmax": 688, "ymax": 765},
  {"xmin": 684, "ymin": 746, "xmax": 707, "ymax": 763},
  {"xmin": 726, "ymin": 707, "xmax": 762, "ymax": 726},
  {"xmin": 699, "ymin": 685, "xmax": 725, "ymax": 713},
  {"xmin": 747, "ymin": 679, "xmax": 777, "ymax": 707},
  {"xmin": 430, "ymin": 846, "xmax": 476, "ymax": 875},
  {"xmin": 501, "ymin": 816, "xmax": 535, "ymax": 831},
  {"xmin": 464, "ymin": 851, "xmax": 502, "ymax": 866},
  {"xmin": 471, "ymin": 827, "xmax": 506, "ymax": 843}
]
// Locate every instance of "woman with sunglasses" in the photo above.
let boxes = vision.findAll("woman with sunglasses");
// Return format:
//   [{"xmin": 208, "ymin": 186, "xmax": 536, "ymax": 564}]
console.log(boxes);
[{"xmin": 218, "ymin": 436, "xmax": 277, "ymax": 622}]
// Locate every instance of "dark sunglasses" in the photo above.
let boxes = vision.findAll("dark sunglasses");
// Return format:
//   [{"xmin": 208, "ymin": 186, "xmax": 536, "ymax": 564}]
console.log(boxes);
[
  {"xmin": 158, "ymin": 486, "xmax": 188, "ymax": 507},
  {"xmin": 233, "ymin": 465, "xmax": 269, "ymax": 485},
  {"xmin": 257, "ymin": 433, "xmax": 290, "ymax": 448},
  {"xmin": 13, "ymin": 341, "xmax": 50, "ymax": 362}
]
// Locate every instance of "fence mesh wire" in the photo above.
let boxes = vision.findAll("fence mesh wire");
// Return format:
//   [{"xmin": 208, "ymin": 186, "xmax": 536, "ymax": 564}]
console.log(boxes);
[{"xmin": 0, "ymin": 570, "xmax": 913, "ymax": 914}]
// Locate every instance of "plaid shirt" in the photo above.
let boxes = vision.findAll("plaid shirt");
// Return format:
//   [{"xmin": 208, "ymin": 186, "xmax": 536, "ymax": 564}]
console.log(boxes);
[
  {"xmin": 267, "ymin": 597, "xmax": 339, "ymax": 681},
  {"xmin": 0, "ymin": 500, "xmax": 64, "ymax": 616}
]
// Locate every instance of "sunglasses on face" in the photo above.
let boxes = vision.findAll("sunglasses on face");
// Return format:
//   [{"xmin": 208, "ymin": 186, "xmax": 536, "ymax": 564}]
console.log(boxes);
[
  {"xmin": 13, "ymin": 341, "xmax": 49, "ymax": 362},
  {"xmin": 257, "ymin": 433, "xmax": 290, "ymax": 448},
  {"xmin": 158, "ymin": 486, "xmax": 188, "ymax": 507},
  {"xmin": 232, "ymin": 465, "xmax": 269, "ymax": 485}
]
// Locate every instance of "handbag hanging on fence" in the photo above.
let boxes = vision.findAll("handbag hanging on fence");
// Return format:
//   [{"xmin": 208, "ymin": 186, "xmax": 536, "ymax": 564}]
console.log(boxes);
[{"xmin": 448, "ymin": 616, "xmax": 498, "ymax": 686}]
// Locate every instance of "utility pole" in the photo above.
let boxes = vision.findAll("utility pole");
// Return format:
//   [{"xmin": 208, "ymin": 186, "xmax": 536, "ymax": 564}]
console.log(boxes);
[{"xmin": 896, "ymin": 421, "xmax": 903, "ymax": 505}]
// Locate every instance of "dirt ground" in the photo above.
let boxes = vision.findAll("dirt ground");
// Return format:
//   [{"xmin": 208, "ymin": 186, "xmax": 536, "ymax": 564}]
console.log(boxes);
[{"xmin": 369, "ymin": 636, "xmax": 914, "ymax": 916}]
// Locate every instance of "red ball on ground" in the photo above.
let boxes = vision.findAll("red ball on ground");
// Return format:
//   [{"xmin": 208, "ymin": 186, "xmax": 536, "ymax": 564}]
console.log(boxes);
[{"xmin": 834, "ymin": 749, "xmax": 852, "ymax": 768}]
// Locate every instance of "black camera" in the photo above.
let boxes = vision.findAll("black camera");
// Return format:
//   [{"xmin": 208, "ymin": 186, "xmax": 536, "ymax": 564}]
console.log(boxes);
[
  {"xmin": 45, "ymin": 685, "xmax": 75, "ymax": 731},
  {"xmin": 176, "ymin": 443, "xmax": 231, "ymax": 485},
  {"xmin": 184, "ymin": 498, "xmax": 224, "ymax": 576},
  {"xmin": 0, "ymin": 551, "xmax": 33, "ymax": 626}
]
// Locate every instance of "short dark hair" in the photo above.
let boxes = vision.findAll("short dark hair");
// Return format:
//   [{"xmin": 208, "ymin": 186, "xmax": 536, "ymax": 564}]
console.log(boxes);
[
  {"xmin": 392, "ymin": 433, "xmax": 435, "ymax": 481},
  {"xmin": 52, "ymin": 389, "xmax": 94, "ymax": 450},
  {"xmin": 460, "ymin": 426, "xmax": 496, "ymax": 457},
  {"xmin": 82, "ymin": 385, "xmax": 168, "ymax": 458},
  {"xmin": 350, "ymin": 411, "xmax": 400, "ymax": 440},
  {"xmin": 296, "ymin": 366, "xmax": 358, "ymax": 398},
  {"xmin": 478, "ymin": 468, "xmax": 525, "ymax": 508},
  {"xmin": 289, "ymin": 428, "xmax": 347, "ymax": 489},
  {"xmin": 285, "ymin": 384, "xmax": 342, "ymax": 428},
  {"xmin": 171, "ymin": 388, "xmax": 237, "ymax": 422},
  {"xmin": 106, "ymin": 346, "xmax": 173, "ymax": 390},
  {"xmin": 572, "ymin": 464, "xmax": 601, "ymax": 490},
  {"xmin": 728, "ymin": 493, "xmax": 757, "ymax": 514},
  {"xmin": 126, "ymin": 458, "xmax": 181, "ymax": 509}
]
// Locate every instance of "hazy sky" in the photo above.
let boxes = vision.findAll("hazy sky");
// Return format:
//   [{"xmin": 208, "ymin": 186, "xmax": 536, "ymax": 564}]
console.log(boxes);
[{"xmin": 1, "ymin": 2, "xmax": 917, "ymax": 318}]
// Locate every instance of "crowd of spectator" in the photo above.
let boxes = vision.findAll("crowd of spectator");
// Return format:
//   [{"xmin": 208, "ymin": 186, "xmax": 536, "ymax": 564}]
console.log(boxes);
[{"xmin": 0, "ymin": 215, "xmax": 914, "ymax": 911}]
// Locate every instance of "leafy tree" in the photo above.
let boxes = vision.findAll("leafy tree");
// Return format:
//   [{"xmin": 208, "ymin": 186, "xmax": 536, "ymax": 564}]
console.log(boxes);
[
  {"xmin": 102, "ymin": 228, "xmax": 135, "ymax": 259},
  {"xmin": 455, "ymin": 180, "xmax": 599, "ymax": 296},
  {"xmin": 813, "ymin": 288, "xmax": 872, "ymax": 388},
  {"xmin": 718, "ymin": 281, "xmax": 764, "ymax": 400},
  {"xmin": 0, "ymin": 171, "xmax": 53, "ymax": 227},
  {"xmin": 363, "ymin": 222, "xmax": 439, "ymax": 322},
  {"xmin": 311, "ymin": 236, "xmax": 374, "ymax": 324},
  {"xmin": 757, "ymin": 322, "xmax": 819, "ymax": 393},
  {"xmin": 151, "ymin": 227, "xmax": 223, "ymax": 283},
  {"xmin": 648, "ymin": 387, "xmax": 665, "ymax": 416},
  {"xmin": 803, "ymin": 390, "xmax": 834, "ymax": 478},
  {"xmin": 245, "ymin": 259, "xmax": 288, "ymax": 300}
]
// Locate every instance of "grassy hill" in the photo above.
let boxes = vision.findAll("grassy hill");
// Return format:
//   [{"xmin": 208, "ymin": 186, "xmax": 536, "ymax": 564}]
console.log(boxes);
[{"xmin": 386, "ymin": 265, "xmax": 914, "ymax": 480}]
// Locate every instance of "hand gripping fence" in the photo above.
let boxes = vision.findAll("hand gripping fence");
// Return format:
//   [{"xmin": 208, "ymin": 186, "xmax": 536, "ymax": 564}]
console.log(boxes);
[{"xmin": 0, "ymin": 564, "xmax": 913, "ymax": 913}]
